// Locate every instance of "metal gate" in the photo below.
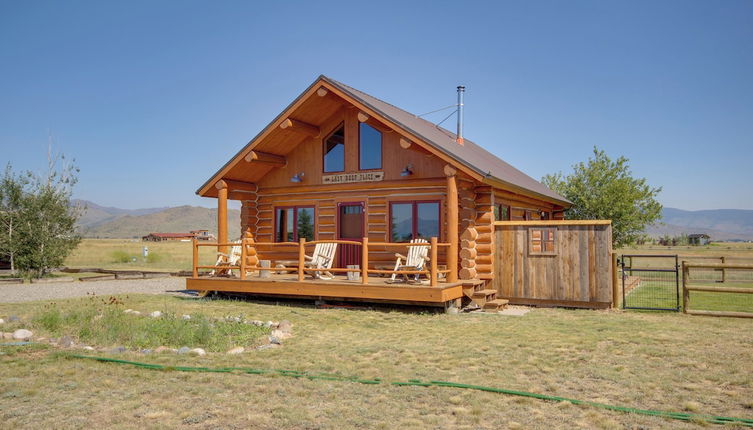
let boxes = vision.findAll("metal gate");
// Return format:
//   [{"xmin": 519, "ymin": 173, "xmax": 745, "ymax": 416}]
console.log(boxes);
[{"xmin": 621, "ymin": 254, "xmax": 680, "ymax": 311}]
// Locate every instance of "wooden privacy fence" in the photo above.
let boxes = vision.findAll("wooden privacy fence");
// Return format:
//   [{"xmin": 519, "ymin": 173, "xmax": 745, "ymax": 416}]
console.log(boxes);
[
  {"xmin": 192, "ymin": 237, "xmax": 452, "ymax": 286},
  {"xmin": 493, "ymin": 221, "xmax": 614, "ymax": 309},
  {"xmin": 682, "ymin": 262, "xmax": 753, "ymax": 318}
]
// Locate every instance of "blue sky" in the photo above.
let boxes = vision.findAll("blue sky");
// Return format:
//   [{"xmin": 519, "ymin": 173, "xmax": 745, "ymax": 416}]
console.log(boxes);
[{"xmin": 1, "ymin": 0, "xmax": 751, "ymax": 210}]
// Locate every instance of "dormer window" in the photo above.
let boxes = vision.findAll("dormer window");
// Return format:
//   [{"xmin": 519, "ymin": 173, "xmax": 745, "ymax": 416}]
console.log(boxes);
[
  {"xmin": 359, "ymin": 122, "xmax": 382, "ymax": 170},
  {"xmin": 324, "ymin": 125, "xmax": 345, "ymax": 173}
]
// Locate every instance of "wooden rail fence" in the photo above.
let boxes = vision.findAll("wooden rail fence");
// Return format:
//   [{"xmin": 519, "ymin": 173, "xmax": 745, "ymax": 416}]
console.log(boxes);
[
  {"xmin": 682, "ymin": 262, "xmax": 753, "ymax": 318},
  {"xmin": 192, "ymin": 237, "xmax": 452, "ymax": 287}
]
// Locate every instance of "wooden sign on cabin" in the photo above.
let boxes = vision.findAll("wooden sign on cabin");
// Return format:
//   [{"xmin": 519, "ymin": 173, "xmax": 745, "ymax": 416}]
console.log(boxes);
[{"xmin": 322, "ymin": 171, "xmax": 384, "ymax": 184}]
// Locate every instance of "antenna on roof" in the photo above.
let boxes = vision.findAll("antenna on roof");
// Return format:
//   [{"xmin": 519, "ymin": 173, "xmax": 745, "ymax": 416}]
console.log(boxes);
[{"xmin": 456, "ymin": 85, "xmax": 465, "ymax": 145}]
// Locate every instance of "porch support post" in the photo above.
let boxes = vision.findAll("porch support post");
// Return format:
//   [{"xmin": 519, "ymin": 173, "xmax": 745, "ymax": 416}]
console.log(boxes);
[
  {"xmin": 216, "ymin": 180, "xmax": 228, "ymax": 256},
  {"xmin": 361, "ymin": 237, "xmax": 369, "ymax": 285},
  {"xmin": 445, "ymin": 165, "xmax": 459, "ymax": 283}
]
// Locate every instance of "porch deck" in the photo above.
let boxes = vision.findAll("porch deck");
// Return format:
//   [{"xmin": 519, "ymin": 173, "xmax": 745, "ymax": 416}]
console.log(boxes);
[{"xmin": 186, "ymin": 273, "xmax": 467, "ymax": 306}]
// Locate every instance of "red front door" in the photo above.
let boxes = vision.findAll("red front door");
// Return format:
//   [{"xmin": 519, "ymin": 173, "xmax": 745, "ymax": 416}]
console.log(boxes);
[{"xmin": 337, "ymin": 202, "xmax": 364, "ymax": 268}]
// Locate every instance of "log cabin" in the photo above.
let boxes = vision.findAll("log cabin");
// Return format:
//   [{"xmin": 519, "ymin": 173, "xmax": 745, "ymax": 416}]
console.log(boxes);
[{"xmin": 187, "ymin": 75, "xmax": 615, "ymax": 310}]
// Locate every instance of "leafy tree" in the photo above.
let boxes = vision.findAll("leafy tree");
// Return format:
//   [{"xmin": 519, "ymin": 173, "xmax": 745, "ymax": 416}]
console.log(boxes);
[
  {"xmin": 0, "ymin": 166, "xmax": 28, "ymax": 272},
  {"xmin": 0, "ymin": 153, "xmax": 83, "ymax": 278},
  {"xmin": 542, "ymin": 148, "xmax": 662, "ymax": 247}
]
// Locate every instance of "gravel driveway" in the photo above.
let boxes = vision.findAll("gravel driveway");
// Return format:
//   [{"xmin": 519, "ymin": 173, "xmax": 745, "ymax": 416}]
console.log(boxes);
[{"xmin": 0, "ymin": 277, "xmax": 194, "ymax": 303}]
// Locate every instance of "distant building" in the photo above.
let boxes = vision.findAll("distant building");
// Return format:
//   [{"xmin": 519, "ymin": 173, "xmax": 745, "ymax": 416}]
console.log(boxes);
[
  {"xmin": 142, "ymin": 231, "xmax": 215, "ymax": 242},
  {"xmin": 688, "ymin": 233, "xmax": 710, "ymax": 246},
  {"xmin": 190, "ymin": 230, "xmax": 215, "ymax": 240}
]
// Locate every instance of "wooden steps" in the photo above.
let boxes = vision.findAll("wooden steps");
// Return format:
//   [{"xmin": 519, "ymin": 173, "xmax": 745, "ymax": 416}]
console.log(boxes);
[
  {"xmin": 471, "ymin": 289, "xmax": 498, "ymax": 305},
  {"xmin": 483, "ymin": 299, "xmax": 509, "ymax": 312},
  {"xmin": 461, "ymin": 280, "xmax": 508, "ymax": 312}
]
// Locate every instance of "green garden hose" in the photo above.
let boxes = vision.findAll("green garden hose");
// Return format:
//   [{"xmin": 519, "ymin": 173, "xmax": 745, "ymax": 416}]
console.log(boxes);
[{"xmin": 66, "ymin": 354, "xmax": 752, "ymax": 427}]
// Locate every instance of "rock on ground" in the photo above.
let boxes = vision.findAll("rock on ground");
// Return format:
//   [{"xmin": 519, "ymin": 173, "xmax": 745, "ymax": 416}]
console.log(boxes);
[
  {"xmin": 189, "ymin": 348, "xmax": 206, "ymax": 356},
  {"xmin": 12, "ymin": 329, "xmax": 33, "ymax": 340},
  {"xmin": 59, "ymin": 335, "xmax": 74, "ymax": 348},
  {"xmin": 227, "ymin": 346, "xmax": 245, "ymax": 355},
  {"xmin": 277, "ymin": 320, "xmax": 292, "ymax": 333},
  {"xmin": 270, "ymin": 329, "xmax": 292, "ymax": 340}
]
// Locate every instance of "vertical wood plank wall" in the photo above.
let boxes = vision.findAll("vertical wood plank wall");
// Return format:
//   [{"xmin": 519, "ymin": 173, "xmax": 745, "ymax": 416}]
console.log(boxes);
[{"xmin": 493, "ymin": 221, "xmax": 613, "ymax": 308}]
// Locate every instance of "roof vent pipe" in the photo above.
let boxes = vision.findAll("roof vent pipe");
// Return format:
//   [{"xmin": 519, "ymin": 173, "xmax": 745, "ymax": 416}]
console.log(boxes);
[{"xmin": 456, "ymin": 85, "xmax": 465, "ymax": 145}]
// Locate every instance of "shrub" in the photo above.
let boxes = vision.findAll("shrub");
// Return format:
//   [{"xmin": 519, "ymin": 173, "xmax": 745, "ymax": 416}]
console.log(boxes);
[
  {"xmin": 145, "ymin": 252, "xmax": 162, "ymax": 264},
  {"xmin": 111, "ymin": 250, "xmax": 132, "ymax": 263},
  {"xmin": 30, "ymin": 297, "xmax": 269, "ymax": 352},
  {"xmin": 34, "ymin": 305, "xmax": 63, "ymax": 331}
]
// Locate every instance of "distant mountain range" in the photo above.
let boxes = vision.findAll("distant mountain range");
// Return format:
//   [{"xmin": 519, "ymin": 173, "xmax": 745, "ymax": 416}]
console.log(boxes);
[
  {"xmin": 646, "ymin": 208, "xmax": 753, "ymax": 241},
  {"xmin": 73, "ymin": 200, "xmax": 753, "ymax": 242},
  {"xmin": 74, "ymin": 200, "xmax": 240, "ymax": 239}
]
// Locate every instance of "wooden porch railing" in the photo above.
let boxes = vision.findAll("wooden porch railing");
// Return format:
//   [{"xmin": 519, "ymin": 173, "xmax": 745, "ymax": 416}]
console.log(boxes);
[{"xmin": 192, "ymin": 237, "xmax": 452, "ymax": 286}]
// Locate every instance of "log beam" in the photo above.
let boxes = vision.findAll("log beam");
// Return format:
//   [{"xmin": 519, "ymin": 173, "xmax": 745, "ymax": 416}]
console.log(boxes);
[
  {"xmin": 446, "ymin": 165, "xmax": 459, "ymax": 283},
  {"xmin": 223, "ymin": 179, "xmax": 257, "ymax": 193},
  {"xmin": 357, "ymin": 111, "xmax": 370, "ymax": 123},
  {"xmin": 399, "ymin": 138, "xmax": 412, "ymax": 149},
  {"xmin": 316, "ymin": 87, "xmax": 328, "ymax": 97},
  {"xmin": 280, "ymin": 118, "xmax": 320, "ymax": 137},
  {"xmin": 459, "ymin": 267, "xmax": 477, "ymax": 280},
  {"xmin": 244, "ymin": 150, "xmax": 286, "ymax": 167},
  {"xmin": 216, "ymin": 180, "xmax": 229, "ymax": 255}
]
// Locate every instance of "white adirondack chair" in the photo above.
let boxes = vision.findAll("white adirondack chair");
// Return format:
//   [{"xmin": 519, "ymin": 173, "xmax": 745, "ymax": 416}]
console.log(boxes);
[
  {"xmin": 390, "ymin": 238, "xmax": 430, "ymax": 283},
  {"xmin": 304, "ymin": 242, "xmax": 338, "ymax": 280},
  {"xmin": 210, "ymin": 240, "xmax": 242, "ymax": 276}
]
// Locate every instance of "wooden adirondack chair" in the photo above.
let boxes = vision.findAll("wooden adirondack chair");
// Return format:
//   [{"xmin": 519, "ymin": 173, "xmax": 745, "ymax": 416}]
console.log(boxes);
[
  {"xmin": 210, "ymin": 240, "xmax": 242, "ymax": 276},
  {"xmin": 389, "ymin": 238, "xmax": 430, "ymax": 283},
  {"xmin": 304, "ymin": 242, "xmax": 338, "ymax": 280}
]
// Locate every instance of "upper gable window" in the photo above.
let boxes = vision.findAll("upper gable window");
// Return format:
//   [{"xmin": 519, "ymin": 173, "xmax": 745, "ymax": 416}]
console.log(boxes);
[
  {"xmin": 359, "ymin": 123, "xmax": 382, "ymax": 170},
  {"xmin": 323, "ymin": 125, "xmax": 345, "ymax": 173}
]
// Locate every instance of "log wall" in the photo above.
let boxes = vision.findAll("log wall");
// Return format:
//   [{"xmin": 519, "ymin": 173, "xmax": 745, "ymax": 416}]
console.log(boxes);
[
  {"xmin": 240, "ymin": 179, "xmax": 449, "ymax": 267},
  {"xmin": 492, "ymin": 221, "xmax": 613, "ymax": 308}
]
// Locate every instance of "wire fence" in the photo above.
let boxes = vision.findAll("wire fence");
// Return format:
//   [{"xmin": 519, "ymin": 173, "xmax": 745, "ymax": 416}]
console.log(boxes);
[
  {"xmin": 621, "ymin": 255, "xmax": 679, "ymax": 311},
  {"xmin": 620, "ymin": 255, "xmax": 753, "ymax": 314}
]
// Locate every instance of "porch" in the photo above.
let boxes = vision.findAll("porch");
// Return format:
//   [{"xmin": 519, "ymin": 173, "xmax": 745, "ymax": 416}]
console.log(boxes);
[{"xmin": 186, "ymin": 238, "xmax": 473, "ymax": 307}]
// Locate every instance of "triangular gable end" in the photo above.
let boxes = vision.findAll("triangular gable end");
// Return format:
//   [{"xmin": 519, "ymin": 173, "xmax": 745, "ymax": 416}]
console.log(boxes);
[
  {"xmin": 196, "ymin": 75, "xmax": 569, "ymax": 208},
  {"xmin": 196, "ymin": 76, "xmax": 486, "ymax": 198}
]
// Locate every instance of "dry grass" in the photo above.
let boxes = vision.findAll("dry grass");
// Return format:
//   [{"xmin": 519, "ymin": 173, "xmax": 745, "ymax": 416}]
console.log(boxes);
[
  {"xmin": 1, "ymin": 294, "xmax": 752, "ymax": 429},
  {"xmin": 64, "ymin": 239, "xmax": 219, "ymax": 272}
]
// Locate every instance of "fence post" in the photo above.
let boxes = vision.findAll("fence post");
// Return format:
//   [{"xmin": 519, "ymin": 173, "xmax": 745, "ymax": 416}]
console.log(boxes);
[
  {"xmin": 361, "ymin": 237, "xmax": 369, "ymax": 285},
  {"xmin": 430, "ymin": 237, "xmax": 438, "ymax": 287},
  {"xmin": 192, "ymin": 239, "xmax": 198, "ymax": 278},
  {"xmin": 298, "ymin": 238, "xmax": 306, "ymax": 282},
  {"xmin": 611, "ymin": 252, "xmax": 619, "ymax": 308},
  {"xmin": 239, "ymin": 238, "xmax": 247, "ymax": 280},
  {"xmin": 721, "ymin": 256, "xmax": 726, "ymax": 283},
  {"xmin": 682, "ymin": 261, "xmax": 689, "ymax": 314}
]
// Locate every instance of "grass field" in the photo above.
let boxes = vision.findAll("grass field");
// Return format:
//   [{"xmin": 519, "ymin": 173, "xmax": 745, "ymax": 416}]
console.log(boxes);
[
  {"xmin": 65, "ymin": 239, "xmax": 753, "ymax": 273},
  {"xmin": 1, "ymin": 294, "xmax": 752, "ymax": 429},
  {"xmin": 64, "ymin": 239, "xmax": 218, "ymax": 272},
  {"xmin": 618, "ymin": 242, "xmax": 753, "ymax": 262},
  {"xmin": 617, "ymin": 244, "xmax": 753, "ymax": 313}
]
